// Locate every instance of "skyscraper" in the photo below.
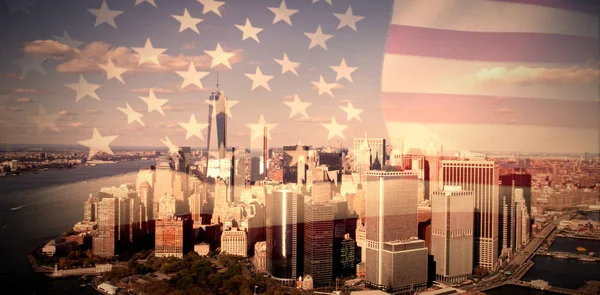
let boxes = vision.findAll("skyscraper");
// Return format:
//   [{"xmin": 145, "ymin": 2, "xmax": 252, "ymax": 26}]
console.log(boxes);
[
  {"xmin": 499, "ymin": 171, "xmax": 532, "ymax": 254},
  {"xmin": 304, "ymin": 202, "xmax": 334, "ymax": 287},
  {"xmin": 425, "ymin": 142, "xmax": 441, "ymax": 200},
  {"xmin": 93, "ymin": 197, "xmax": 118, "ymax": 257},
  {"xmin": 441, "ymin": 159, "xmax": 499, "ymax": 271},
  {"xmin": 83, "ymin": 194, "xmax": 97, "ymax": 222},
  {"xmin": 431, "ymin": 186, "xmax": 474, "ymax": 284},
  {"xmin": 231, "ymin": 147, "xmax": 246, "ymax": 203},
  {"xmin": 283, "ymin": 145, "xmax": 309, "ymax": 184},
  {"xmin": 353, "ymin": 137, "xmax": 386, "ymax": 173},
  {"xmin": 158, "ymin": 194, "xmax": 176, "ymax": 220},
  {"xmin": 138, "ymin": 181, "xmax": 152, "ymax": 231},
  {"xmin": 250, "ymin": 156, "xmax": 262, "ymax": 182},
  {"xmin": 155, "ymin": 155, "xmax": 174, "ymax": 200},
  {"xmin": 364, "ymin": 171, "xmax": 428, "ymax": 292},
  {"xmin": 206, "ymin": 90, "xmax": 228, "ymax": 162},
  {"xmin": 266, "ymin": 187, "xmax": 304, "ymax": 284},
  {"xmin": 189, "ymin": 189, "xmax": 204, "ymax": 227}
]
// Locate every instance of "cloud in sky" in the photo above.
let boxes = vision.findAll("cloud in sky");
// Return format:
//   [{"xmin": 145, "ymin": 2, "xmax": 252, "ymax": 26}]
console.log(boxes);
[
  {"xmin": 70, "ymin": 122, "xmax": 85, "ymax": 128},
  {"xmin": 12, "ymin": 88, "xmax": 45, "ymax": 94},
  {"xmin": 14, "ymin": 97, "xmax": 32, "ymax": 103},
  {"xmin": 475, "ymin": 65, "xmax": 599, "ymax": 86},
  {"xmin": 54, "ymin": 41, "xmax": 244, "ymax": 73},
  {"xmin": 178, "ymin": 85, "xmax": 216, "ymax": 93},
  {"xmin": 492, "ymin": 107, "xmax": 511, "ymax": 114},
  {"xmin": 157, "ymin": 122, "xmax": 180, "ymax": 129},
  {"xmin": 130, "ymin": 87, "xmax": 174, "ymax": 94},
  {"xmin": 295, "ymin": 116, "xmax": 330, "ymax": 123},
  {"xmin": 84, "ymin": 109, "xmax": 101, "ymax": 115},
  {"xmin": 22, "ymin": 40, "xmax": 79, "ymax": 60},
  {"xmin": 2, "ymin": 73, "xmax": 23, "ymax": 80},
  {"xmin": 161, "ymin": 105, "xmax": 185, "ymax": 112}
]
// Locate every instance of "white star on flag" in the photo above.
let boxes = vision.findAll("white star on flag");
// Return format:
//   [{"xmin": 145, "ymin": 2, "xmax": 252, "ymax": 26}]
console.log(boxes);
[
  {"xmin": 78, "ymin": 128, "xmax": 118, "ymax": 160},
  {"xmin": 65, "ymin": 75, "xmax": 101, "ymax": 102},
  {"xmin": 247, "ymin": 115, "xmax": 278, "ymax": 140},
  {"xmin": 245, "ymin": 66, "xmax": 273, "ymax": 91},
  {"xmin": 305, "ymin": 25, "xmax": 334, "ymax": 50},
  {"xmin": 340, "ymin": 101, "xmax": 363, "ymax": 122},
  {"xmin": 132, "ymin": 38, "xmax": 167, "ymax": 66},
  {"xmin": 284, "ymin": 94, "xmax": 311, "ymax": 118},
  {"xmin": 52, "ymin": 31, "xmax": 83, "ymax": 49},
  {"xmin": 198, "ymin": 0, "xmax": 225, "ymax": 17},
  {"xmin": 333, "ymin": 7, "xmax": 364, "ymax": 31},
  {"xmin": 178, "ymin": 114, "xmax": 209, "ymax": 140},
  {"xmin": 172, "ymin": 8, "xmax": 203, "ymax": 34},
  {"xmin": 285, "ymin": 145, "xmax": 308, "ymax": 166},
  {"xmin": 139, "ymin": 89, "xmax": 168, "ymax": 116},
  {"xmin": 205, "ymin": 100, "xmax": 238, "ymax": 119},
  {"xmin": 274, "ymin": 53, "xmax": 299, "ymax": 76},
  {"xmin": 205, "ymin": 43, "xmax": 235, "ymax": 69},
  {"xmin": 117, "ymin": 103, "xmax": 146, "ymax": 127},
  {"xmin": 268, "ymin": 0, "xmax": 298, "ymax": 26},
  {"xmin": 311, "ymin": 75, "xmax": 341, "ymax": 97},
  {"xmin": 235, "ymin": 18, "xmax": 264, "ymax": 43},
  {"xmin": 312, "ymin": 0, "xmax": 333, "ymax": 6},
  {"xmin": 99, "ymin": 58, "xmax": 128, "ymax": 84},
  {"xmin": 31, "ymin": 105, "xmax": 62, "ymax": 135},
  {"xmin": 321, "ymin": 116, "xmax": 347, "ymax": 140},
  {"xmin": 176, "ymin": 62, "xmax": 209, "ymax": 89},
  {"xmin": 88, "ymin": 0, "xmax": 123, "ymax": 29},
  {"xmin": 135, "ymin": 0, "xmax": 157, "ymax": 8},
  {"xmin": 330, "ymin": 58, "xmax": 358, "ymax": 82},
  {"xmin": 160, "ymin": 135, "xmax": 179, "ymax": 150}
]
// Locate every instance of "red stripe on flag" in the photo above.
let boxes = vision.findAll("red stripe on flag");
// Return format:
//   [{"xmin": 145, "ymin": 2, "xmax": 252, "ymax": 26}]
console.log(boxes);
[
  {"xmin": 385, "ymin": 25, "xmax": 598, "ymax": 63},
  {"xmin": 381, "ymin": 92, "xmax": 599, "ymax": 129}
]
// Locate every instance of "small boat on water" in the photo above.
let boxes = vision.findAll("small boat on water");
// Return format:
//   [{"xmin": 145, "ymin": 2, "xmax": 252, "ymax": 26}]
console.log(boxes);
[{"xmin": 577, "ymin": 246, "xmax": 587, "ymax": 252}]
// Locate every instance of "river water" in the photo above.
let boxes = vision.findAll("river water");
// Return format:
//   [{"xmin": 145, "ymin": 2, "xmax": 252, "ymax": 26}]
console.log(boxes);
[
  {"xmin": 0, "ymin": 160, "xmax": 154, "ymax": 294},
  {"xmin": 487, "ymin": 214, "xmax": 600, "ymax": 294}
]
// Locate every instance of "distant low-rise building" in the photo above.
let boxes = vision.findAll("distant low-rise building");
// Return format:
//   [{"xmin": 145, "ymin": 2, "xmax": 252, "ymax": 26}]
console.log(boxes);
[
  {"xmin": 194, "ymin": 243, "xmax": 210, "ymax": 256},
  {"xmin": 221, "ymin": 227, "xmax": 248, "ymax": 257}
]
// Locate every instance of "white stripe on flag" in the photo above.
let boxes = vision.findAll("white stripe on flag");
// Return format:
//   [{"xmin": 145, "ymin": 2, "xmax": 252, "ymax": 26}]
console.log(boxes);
[
  {"xmin": 381, "ymin": 54, "xmax": 599, "ymax": 101},
  {"xmin": 391, "ymin": 0, "xmax": 598, "ymax": 38}
]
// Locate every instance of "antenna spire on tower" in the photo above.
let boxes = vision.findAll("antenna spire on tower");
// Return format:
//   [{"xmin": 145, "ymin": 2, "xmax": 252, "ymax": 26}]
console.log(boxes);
[{"xmin": 216, "ymin": 71, "xmax": 220, "ymax": 92}]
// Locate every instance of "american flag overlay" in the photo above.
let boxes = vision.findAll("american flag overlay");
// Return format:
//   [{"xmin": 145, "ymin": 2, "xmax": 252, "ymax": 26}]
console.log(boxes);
[
  {"xmin": 0, "ymin": 0, "xmax": 597, "ymax": 154},
  {"xmin": 0, "ymin": 0, "xmax": 598, "ymax": 295}
]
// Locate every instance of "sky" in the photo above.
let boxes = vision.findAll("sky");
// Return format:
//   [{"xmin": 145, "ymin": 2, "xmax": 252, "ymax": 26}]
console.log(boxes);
[{"xmin": 0, "ymin": 0, "xmax": 597, "ymax": 155}]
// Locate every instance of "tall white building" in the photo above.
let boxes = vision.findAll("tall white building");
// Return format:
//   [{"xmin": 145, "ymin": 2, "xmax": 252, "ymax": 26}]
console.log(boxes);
[
  {"xmin": 155, "ymin": 155, "xmax": 174, "ymax": 199},
  {"xmin": 514, "ymin": 188, "xmax": 530, "ymax": 250},
  {"xmin": 441, "ymin": 159, "xmax": 499, "ymax": 271},
  {"xmin": 431, "ymin": 186, "xmax": 474, "ymax": 284},
  {"xmin": 364, "ymin": 170, "xmax": 428, "ymax": 293}
]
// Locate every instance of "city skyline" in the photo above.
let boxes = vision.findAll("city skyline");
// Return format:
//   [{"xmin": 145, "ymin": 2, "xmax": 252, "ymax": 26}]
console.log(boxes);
[{"xmin": 0, "ymin": 0, "xmax": 597, "ymax": 155}]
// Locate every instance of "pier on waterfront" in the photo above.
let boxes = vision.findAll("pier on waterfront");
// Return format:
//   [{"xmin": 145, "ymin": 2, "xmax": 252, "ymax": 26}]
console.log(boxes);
[{"xmin": 535, "ymin": 250, "xmax": 600, "ymax": 262}]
